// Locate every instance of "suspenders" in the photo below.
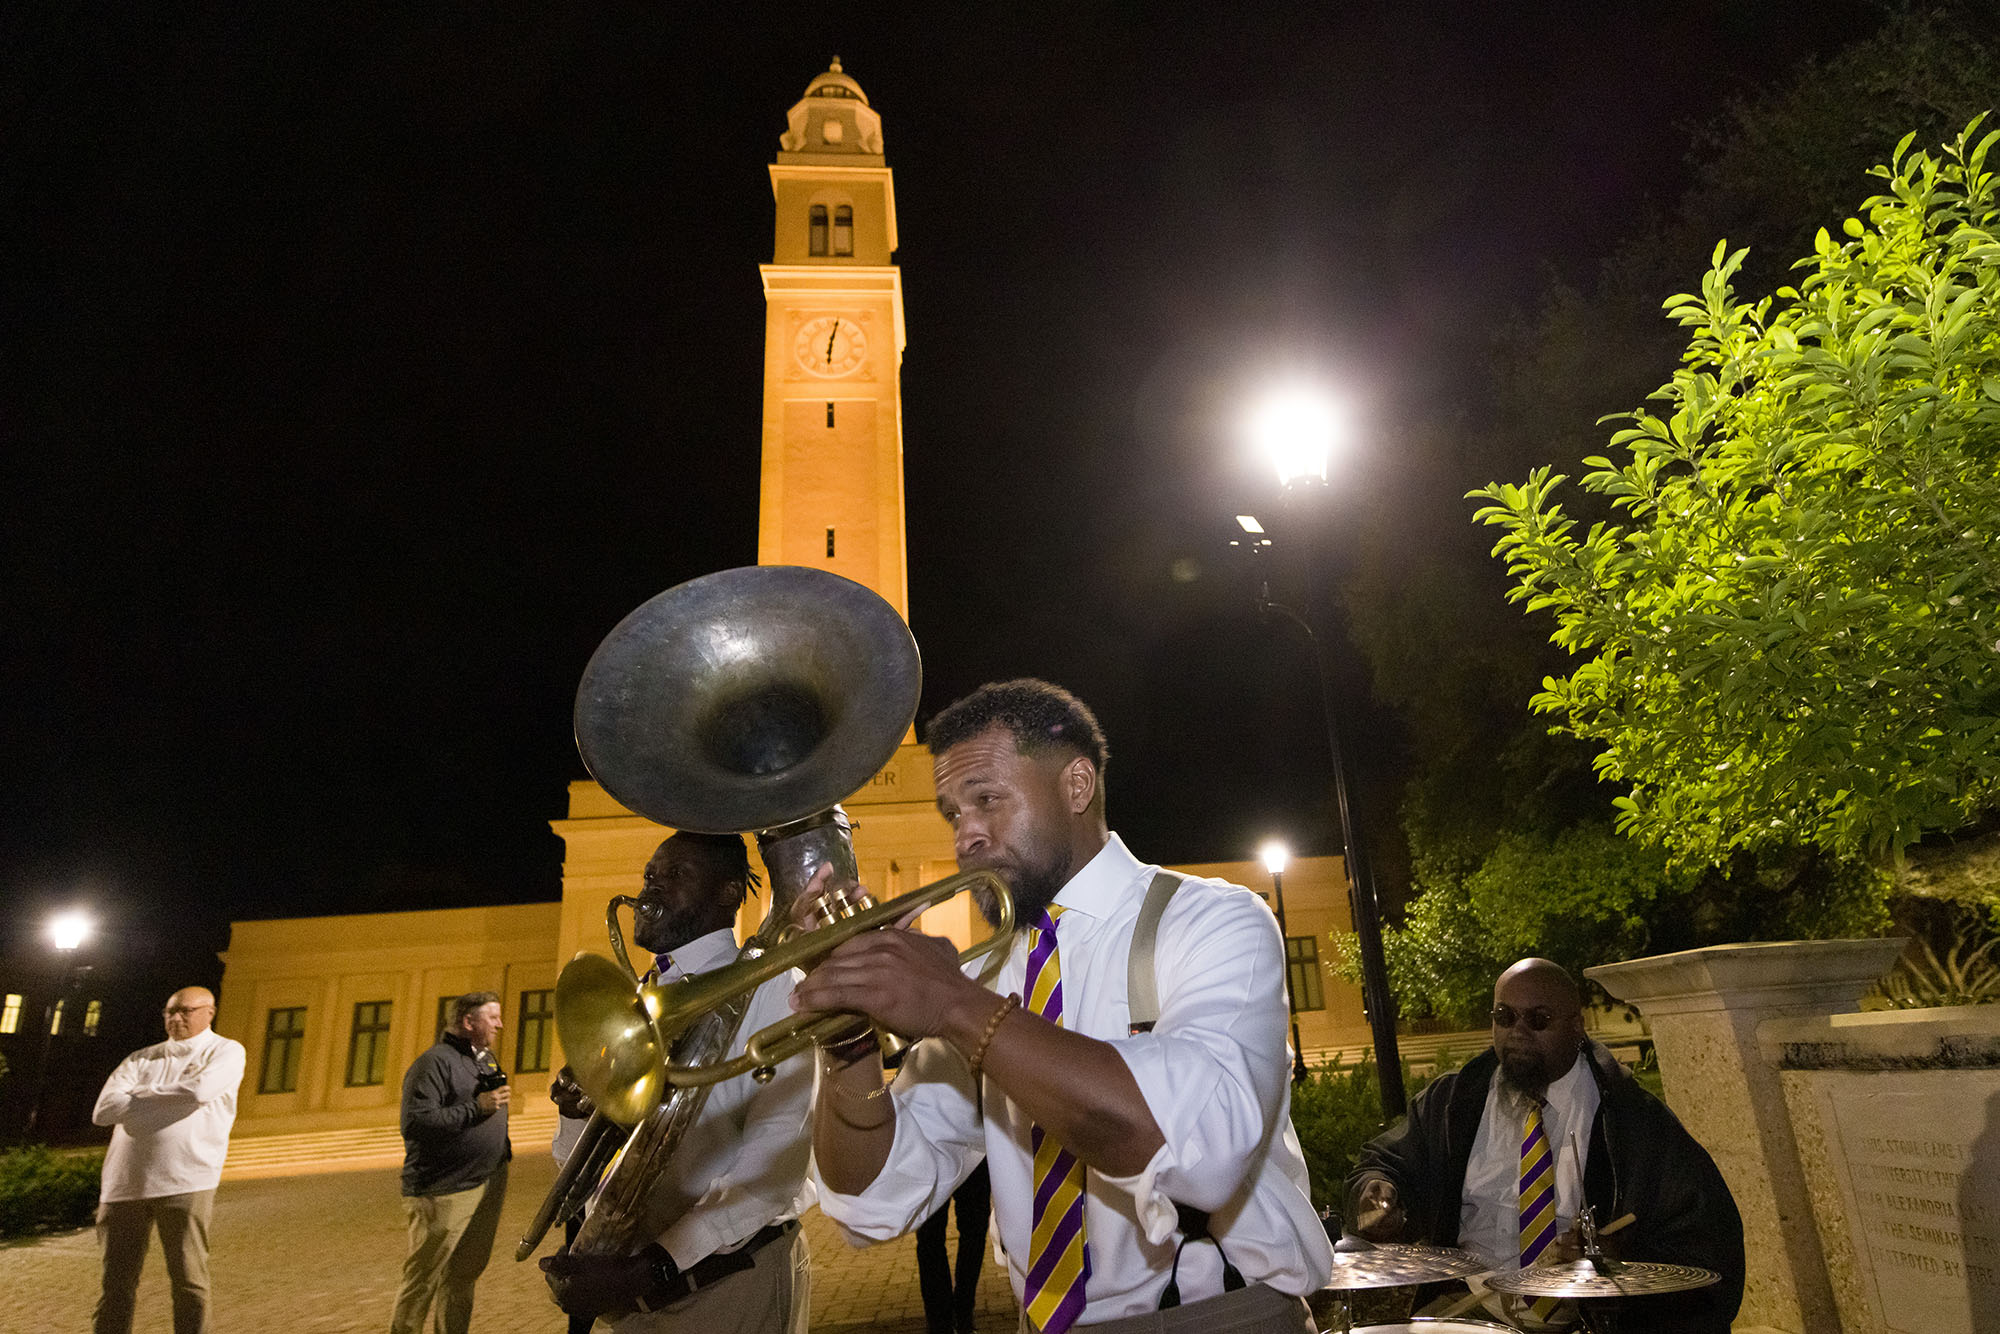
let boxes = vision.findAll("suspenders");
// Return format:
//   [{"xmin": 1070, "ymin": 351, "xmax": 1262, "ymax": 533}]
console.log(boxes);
[
  {"xmin": 1122, "ymin": 870, "xmax": 1248, "ymax": 1309},
  {"xmin": 1125, "ymin": 869, "xmax": 1183, "ymax": 1035}
]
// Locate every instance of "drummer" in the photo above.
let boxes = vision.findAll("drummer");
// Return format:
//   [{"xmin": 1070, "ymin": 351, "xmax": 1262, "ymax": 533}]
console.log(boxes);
[{"xmin": 1345, "ymin": 959, "xmax": 1743, "ymax": 1333}]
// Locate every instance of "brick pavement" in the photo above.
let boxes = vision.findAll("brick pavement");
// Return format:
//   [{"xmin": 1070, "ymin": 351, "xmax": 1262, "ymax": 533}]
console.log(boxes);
[{"xmin": 0, "ymin": 1155, "xmax": 1021, "ymax": 1334}]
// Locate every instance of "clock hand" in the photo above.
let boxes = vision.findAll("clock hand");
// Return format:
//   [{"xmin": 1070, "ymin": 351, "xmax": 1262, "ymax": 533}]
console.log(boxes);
[{"xmin": 826, "ymin": 320, "xmax": 839, "ymax": 364}]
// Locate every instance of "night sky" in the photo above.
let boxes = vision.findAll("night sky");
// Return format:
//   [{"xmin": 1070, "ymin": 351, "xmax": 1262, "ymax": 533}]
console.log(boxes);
[{"xmin": 6, "ymin": 3, "xmax": 1893, "ymax": 984}]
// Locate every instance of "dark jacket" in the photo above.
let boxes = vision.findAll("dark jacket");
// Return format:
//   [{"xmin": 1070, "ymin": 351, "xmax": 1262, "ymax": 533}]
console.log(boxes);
[
  {"xmin": 399, "ymin": 1032, "xmax": 511, "ymax": 1197},
  {"xmin": 1348, "ymin": 1042, "xmax": 1744, "ymax": 1333}
]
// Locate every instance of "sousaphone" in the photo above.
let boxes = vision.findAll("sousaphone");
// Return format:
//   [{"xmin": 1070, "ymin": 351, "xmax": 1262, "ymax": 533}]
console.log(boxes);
[{"xmin": 521, "ymin": 566, "xmax": 1008, "ymax": 1261}]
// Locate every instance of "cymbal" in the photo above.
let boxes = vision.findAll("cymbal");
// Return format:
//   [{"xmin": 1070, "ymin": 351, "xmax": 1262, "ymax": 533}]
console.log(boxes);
[
  {"xmin": 1320, "ymin": 1243, "xmax": 1492, "ymax": 1290},
  {"xmin": 1482, "ymin": 1259, "xmax": 1720, "ymax": 1299}
]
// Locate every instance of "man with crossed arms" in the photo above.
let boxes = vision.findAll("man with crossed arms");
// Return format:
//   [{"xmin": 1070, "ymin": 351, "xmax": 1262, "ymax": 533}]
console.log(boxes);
[
  {"xmin": 92, "ymin": 985, "xmax": 245, "ymax": 1334},
  {"xmin": 795, "ymin": 678, "xmax": 1333, "ymax": 1332}
]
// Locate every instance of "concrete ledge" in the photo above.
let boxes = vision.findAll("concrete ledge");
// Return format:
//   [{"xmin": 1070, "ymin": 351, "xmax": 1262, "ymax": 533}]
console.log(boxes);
[{"xmin": 1588, "ymin": 939, "xmax": 1907, "ymax": 1016}]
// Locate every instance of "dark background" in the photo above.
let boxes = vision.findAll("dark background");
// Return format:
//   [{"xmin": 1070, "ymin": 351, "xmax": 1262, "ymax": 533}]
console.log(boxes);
[{"xmin": 4, "ymin": 3, "xmax": 1895, "ymax": 1036}]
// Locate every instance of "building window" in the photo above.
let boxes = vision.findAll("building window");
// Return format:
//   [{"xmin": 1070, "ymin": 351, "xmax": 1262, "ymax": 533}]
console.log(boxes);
[
  {"xmin": 826, "ymin": 402, "xmax": 835, "ymax": 427},
  {"xmin": 259, "ymin": 1007, "xmax": 307, "ymax": 1094},
  {"xmin": 346, "ymin": 1000, "xmax": 393, "ymax": 1087},
  {"xmin": 84, "ymin": 1000, "xmax": 103, "ymax": 1036},
  {"xmin": 826, "ymin": 528, "xmax": 836, "ymax": 558},
  {"xmin": 516, "ymin": 989, "xmax": 554, "ymax": 1073},
  {"xmin": 50, "ymin": 998, "xmax": 67, "ymax": 1035},
  {"xmin": 809, "ymin": 204, "xmax": 828, "ymax": 256},
  {"xmin": 0, "ymin": 994, "xmax": 20, "ymax": 1034},
  {"xmin": 833, "ymin": 205, "xmax": 853, "ymax": 256},
  {"xmin": 1286, "ymin": 938, "xmax": 1325, "ymax": 1012}
]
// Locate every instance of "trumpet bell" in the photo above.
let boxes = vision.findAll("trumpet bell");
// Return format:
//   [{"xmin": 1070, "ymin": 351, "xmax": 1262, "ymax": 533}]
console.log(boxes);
[
  {"xmin": 573, "ymin": 565, "xmax": 922, "ymax": 833},
  {"xmin": 555, "ymin": 952, "xmax": 670, "ymax": 1127}
]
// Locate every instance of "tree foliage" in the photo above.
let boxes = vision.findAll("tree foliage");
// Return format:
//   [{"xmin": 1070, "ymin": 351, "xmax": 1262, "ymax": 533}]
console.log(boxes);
[
  {"xmin": 1472, "ymin": 121, "xmax": 2000, "ymax": 867},
  {"xmin": 1340, "ymin": 823, "xmax": 1889, "ymax": 1025}
]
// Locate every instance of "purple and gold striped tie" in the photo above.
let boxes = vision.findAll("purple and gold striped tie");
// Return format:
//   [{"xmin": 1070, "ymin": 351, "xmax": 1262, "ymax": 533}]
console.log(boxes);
[
  {"xmin": 1023, "ymin": 906, "xmax": 1089, "ymax": 1333},
  {"xmin": 1519, "ymin": 1100, "xmax": 1560, "ymax": 1320}
]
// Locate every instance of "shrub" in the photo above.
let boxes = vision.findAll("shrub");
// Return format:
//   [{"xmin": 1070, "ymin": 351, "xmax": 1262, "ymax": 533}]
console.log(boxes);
[
  {"xmin": 1289, "ymin": 1054, "xmax": 1443, "ymax": 1216},
  {"xmin": 0, "ymin": 1146, "xmax": 103, "ymax": 1238}
]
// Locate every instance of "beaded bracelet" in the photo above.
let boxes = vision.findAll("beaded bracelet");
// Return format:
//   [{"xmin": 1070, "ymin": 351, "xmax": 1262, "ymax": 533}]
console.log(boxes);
[{"xmin": 967, "ymin": 993, "xmax": 1021, "ymax": 1083}]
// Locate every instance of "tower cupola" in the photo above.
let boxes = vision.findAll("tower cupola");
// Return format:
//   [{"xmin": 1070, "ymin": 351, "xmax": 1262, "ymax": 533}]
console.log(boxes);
[{"xmin": 779, "ymin": 57, "xmax": 885, "ymax": 162}]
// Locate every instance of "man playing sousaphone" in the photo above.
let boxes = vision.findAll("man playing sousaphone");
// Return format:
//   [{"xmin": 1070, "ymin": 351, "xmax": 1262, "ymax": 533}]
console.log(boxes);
[
  {"xmin": 540, "ymin": 832, "xmax": 814, "ymax": 1333},
  {"xmin": 794, "ymin": 679, "xmax": 1334, "ymax": 1332}
]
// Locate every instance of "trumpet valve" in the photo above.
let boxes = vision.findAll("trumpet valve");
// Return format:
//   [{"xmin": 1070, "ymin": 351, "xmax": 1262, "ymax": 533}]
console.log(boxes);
[{"xmin": 802, "ymin": 880, "xmax": 875, "ymax": 929}]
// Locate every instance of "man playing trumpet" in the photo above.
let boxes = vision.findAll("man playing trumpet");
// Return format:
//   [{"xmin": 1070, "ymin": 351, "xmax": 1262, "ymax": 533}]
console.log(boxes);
[
  {"xmin": 541, "ymin": 832, "xmax": 814, "ymax": 1333},
  {"xmin": 794, "ymin": 678, "xmax": 1334, "ymax": 1332}
]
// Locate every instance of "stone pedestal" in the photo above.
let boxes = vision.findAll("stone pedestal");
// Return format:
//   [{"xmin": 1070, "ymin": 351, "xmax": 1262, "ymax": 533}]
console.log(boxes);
[
  {"xmin": 1762, "ymin": 1006, "xmax": 2000, "ymax": 1334},
  {"xmin": 1587, "ymin": 939, "xmax": 1907, "ymax": 1333}
]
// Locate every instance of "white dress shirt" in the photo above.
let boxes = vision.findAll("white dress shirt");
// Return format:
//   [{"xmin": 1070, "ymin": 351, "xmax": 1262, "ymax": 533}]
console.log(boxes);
[
  {"xmin": 816, "ymin": 834, "xmax": 1334, "ymax": 1324},
  {"xmin": 93, "ymin": 1027, "xmax": 247, "ymax": 1202},
  {"xmin": 1458, "ymin": 1050, "xmax": 1601, "ymax": 1270},
  {"xmin": 636, "ymin": 928, "xmax": 816, "ymax": 1269}
]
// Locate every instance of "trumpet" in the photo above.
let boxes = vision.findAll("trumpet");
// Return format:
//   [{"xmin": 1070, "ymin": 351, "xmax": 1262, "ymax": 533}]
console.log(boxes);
[{"xmin": 557, "ymin": 866, "xmax": 1011, "ymax": 1120}]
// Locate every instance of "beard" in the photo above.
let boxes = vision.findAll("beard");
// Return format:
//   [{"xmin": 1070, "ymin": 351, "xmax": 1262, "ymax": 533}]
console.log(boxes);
[
  {"xmin": 1497, "ymin": 1041, "xmax": 1580, "ymax": 1097},
  {"xmin": 971, "ymin": 840, "xmax": 1073, "ymax": 933},
  {"xmin": 633, "ymin": 900, "xmax": 711, "ymax": 957}
]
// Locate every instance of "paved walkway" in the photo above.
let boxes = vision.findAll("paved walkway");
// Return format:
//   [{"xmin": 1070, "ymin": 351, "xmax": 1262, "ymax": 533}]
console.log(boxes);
[{"xmin": 0, "ymin": 1155, "xmax": 1023, "ymax": 1333}]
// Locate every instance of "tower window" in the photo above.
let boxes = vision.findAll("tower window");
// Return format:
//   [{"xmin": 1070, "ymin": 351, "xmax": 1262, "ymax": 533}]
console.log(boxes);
[
  {"xmin": 84, "ymin": 999, "xmax": 103, "ymax": 1036},
  {"xmin": 0, "ymin": 993, "xmax": 20, "ymax": 1034},
  {"xmin": 827, "ymin": 528, "xmax": 836, "ymax": 558},
  {"xmin": 833, "ymin": 205, "xmax": 853, "ymax": 256},
  {"xmin": 809, "ymin": 205, "xmax": 829, "ymax": 256},
  {"xmin": 826, "ymin": 402, "xmax": 835, "ymax": 427}
]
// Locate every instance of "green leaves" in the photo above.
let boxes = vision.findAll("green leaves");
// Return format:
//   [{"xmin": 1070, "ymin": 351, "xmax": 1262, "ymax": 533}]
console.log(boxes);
[{"xmin": 1473, "ymin": 119, "xmax": 2000, "ymax": 867}]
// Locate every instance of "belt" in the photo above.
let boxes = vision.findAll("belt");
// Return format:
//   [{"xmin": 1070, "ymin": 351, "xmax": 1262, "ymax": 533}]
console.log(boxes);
[{"xmin": 664, "ymin": 1219, "xmax": 796, "ymax": 1303}]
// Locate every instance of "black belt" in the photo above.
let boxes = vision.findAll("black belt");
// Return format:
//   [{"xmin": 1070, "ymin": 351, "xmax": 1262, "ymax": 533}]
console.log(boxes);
[{"xmin": 667, "ymin": 1219, "xmax": 796, "ymax": 1302}]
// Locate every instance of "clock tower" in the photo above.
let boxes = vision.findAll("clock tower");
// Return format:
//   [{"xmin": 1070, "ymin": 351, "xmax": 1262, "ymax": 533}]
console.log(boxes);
[{"xmin": 758, "ymin": 59, "xmax": 909, "ymax": 621}]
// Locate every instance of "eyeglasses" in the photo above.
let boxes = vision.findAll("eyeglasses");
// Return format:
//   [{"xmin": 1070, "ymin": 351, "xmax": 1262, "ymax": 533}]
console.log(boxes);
[
  {"xmin": 163, "ymin": 1005, "xmax": 215, "ymax": 1017},
  {"xmin": 1490, "ymin": 1004, "xmax": 1559, "ymax": 1031}
]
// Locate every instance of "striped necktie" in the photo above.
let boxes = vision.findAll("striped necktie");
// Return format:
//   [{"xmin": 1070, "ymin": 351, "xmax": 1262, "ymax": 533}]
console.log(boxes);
[
  {"xmin": 1023, "ymin": 906, "xmax": 1089, "ymax": 1334},
  {"xmin": 1519, "ymin": 1099, "xmax": 1561, "ymax": 1320}
]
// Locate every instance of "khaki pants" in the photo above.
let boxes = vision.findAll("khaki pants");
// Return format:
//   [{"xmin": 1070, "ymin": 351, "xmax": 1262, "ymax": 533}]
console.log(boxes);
[
  {"xmin": 612, "ymin": 1224, "xmax": 811, "ymax": 1334},
  {"xmin": 95, "ymin": 1190, "xmax": 216, "ymax": 1334},
  {"xmin": 389, "ymin": 1162, "xmax": 509, "ymax": 1334},
  {"xmin": 1025, "ymin": 1282, "xmax": 1316, "ymax": 1333}
]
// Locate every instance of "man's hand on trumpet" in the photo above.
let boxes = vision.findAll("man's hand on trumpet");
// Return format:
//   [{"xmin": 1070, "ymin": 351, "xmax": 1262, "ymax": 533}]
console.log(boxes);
[{"xmin": 787, "ymin": 863, "xmax": 989, "ymax": 1042}]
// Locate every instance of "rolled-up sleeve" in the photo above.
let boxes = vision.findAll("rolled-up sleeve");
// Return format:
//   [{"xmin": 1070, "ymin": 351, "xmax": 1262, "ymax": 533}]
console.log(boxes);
[
  {"xmin": 814, "ymin": 1036, "xmax": 986, "ymax": 1243},
  {"xmin": 1100, "ymin": 890, "xmax": 1292, "ymax": 1243}
]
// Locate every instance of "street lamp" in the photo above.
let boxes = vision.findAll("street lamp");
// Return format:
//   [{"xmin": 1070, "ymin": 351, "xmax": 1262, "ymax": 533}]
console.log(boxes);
[
  {"xmin": 1259, "ymin": 840, "xmax": 1310, "ymax": 1084},
  {"xmin": 1242, "ymin": 384, "xmax": 1407, "ymax": 1118},
  {"xmin": 27, "ymin": 909, "xmax": 95, "ymax": 1138}
]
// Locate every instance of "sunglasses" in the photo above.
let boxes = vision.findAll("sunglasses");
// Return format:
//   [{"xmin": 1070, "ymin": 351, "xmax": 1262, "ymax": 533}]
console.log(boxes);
[
  {"xmin": 1490, "ymin": 1004, "xmax": 1560, "ymax": 1031},
  {"xmin": 163, "ymin": 1005, "xmax": 214, "ymax": 1017}
]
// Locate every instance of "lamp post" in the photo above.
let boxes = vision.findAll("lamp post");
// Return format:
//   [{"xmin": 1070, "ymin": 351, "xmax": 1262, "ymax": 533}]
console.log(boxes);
[
  {"xmin": 27, "ymin": 910, "xmax": 94, "ymax": 1139},
  {"xmin": 1259, "ymin": 841, "xmax": 1311, "ymax": 1084},
  {"xmin": 1243, "ymin": 387, "xmax": 1406, "ymax": 1118}
]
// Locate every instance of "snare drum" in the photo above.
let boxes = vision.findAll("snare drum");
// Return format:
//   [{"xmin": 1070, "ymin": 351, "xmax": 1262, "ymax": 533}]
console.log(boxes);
[{"xmin": 1351, "ymin": 1322, "xmax": 1514, "ymax": 1332}]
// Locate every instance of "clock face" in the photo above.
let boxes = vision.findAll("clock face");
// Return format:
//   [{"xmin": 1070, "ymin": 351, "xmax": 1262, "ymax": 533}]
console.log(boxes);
[{"xmin": 795, "ymin": 315, "xmax": 868, "ymax": 378}]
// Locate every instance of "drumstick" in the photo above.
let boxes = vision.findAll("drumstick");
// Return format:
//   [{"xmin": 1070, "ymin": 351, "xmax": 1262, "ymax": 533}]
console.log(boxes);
[{"xmin": 1600, "ymin": 1212, "xmax": 1636, "ymax": 1236}]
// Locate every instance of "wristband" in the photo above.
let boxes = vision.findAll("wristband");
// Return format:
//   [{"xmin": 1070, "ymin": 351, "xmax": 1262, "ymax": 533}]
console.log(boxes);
[
  {"xmin": 966, "ymin": 993, "xmax": 1020, "ymax": 1083},
  {"xmin": 633, "ymin": 1242, "xmax": 680, "ymax": 1313}
]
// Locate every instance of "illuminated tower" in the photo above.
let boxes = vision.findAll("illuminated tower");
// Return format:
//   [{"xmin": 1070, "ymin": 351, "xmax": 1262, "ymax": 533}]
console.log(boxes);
[{"xmin": 757, "ymin": 58, "xmax": 909, "ymax": 620}]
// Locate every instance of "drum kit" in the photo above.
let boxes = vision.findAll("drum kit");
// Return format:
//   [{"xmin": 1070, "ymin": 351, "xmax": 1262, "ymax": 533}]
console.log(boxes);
[{"xmin": 1314, "ymin": 1208, "xmax": 1720, "ymax": 1334}]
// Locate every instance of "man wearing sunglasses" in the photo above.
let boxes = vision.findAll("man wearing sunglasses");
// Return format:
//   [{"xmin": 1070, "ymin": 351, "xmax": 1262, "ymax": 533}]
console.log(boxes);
[{"xmin": 1345, "ymin": 958, "xmax": 1743, "ymax": 1332}]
